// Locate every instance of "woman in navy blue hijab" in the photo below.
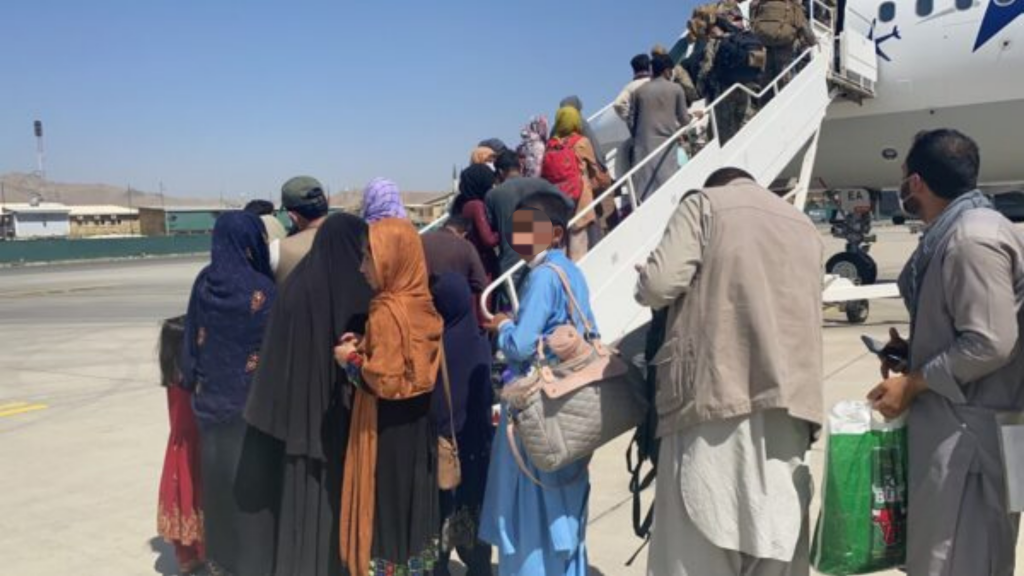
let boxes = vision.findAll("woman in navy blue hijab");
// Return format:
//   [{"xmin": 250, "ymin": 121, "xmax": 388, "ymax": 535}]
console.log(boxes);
[
  {"xmin": 182, "ymin": 211, "xmax": 278, "ymax": 576},
  {"xmin": 430, "ymin": 272, "xmax": 494, "ymax": 576}
]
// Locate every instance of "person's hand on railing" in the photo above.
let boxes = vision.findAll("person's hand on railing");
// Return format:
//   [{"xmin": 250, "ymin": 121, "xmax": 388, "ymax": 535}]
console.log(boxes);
[{"xmin": 484, "ymin": 313, "xmax": 511, "ymax": 334}]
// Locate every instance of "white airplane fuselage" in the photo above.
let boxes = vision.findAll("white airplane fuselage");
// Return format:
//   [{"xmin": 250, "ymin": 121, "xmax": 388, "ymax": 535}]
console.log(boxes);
[{"xmin": 816, "ymin": 0, "xmax": 1024, "ymax": 191}]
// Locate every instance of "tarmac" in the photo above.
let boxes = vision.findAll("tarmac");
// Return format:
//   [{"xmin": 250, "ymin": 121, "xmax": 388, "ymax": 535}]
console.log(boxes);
[{"xmin": 0, "ymin": 227, "xmax": 1019, "ymax": 575}]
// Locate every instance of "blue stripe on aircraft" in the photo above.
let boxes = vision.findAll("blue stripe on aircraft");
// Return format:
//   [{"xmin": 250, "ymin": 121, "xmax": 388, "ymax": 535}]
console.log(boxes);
[{"xmin": 975, "ymin": 0, "xmax": 1023, "ymax": 51}]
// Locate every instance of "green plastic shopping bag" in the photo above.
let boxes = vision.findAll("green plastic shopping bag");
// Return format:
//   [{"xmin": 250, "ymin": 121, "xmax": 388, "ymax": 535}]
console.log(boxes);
[{"xmin": 811, "ymin": 400, "xmax": 908, "ymax": 575}]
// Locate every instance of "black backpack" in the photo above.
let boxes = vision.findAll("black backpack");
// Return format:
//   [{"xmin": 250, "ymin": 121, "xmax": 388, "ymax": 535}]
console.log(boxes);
[{"xmin": 714, "ymin": 29, "xmax": 768, "ymax": 86}]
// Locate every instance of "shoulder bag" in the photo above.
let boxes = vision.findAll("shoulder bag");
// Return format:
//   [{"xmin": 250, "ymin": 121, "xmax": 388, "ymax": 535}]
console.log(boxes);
[
  {"xmin": 500, "ymin": 264, "xmax": 647, "ymax": 476},
  {"xmin": 437, "ymin": 344, "xmax": 462, "ymax": 491}
]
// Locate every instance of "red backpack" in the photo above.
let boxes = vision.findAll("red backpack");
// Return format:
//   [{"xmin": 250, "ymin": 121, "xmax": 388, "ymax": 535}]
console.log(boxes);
[{"xmin": 541, "ymin": 134, "xmax": 584, "ymax": 202}]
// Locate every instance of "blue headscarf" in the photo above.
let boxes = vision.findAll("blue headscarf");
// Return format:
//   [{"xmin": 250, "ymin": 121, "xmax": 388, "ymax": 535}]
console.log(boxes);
[{"xmin": 182, "ymin": 211, "xmax": 277, "ymax": 426}]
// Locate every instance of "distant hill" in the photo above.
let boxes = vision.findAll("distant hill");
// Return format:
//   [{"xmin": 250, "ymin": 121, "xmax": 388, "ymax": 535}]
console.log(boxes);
[
  {"xmin": 0, "ymin": 172, "xmax": 449, "ymax": 210},
  {"xmin": 0, "ymin": 173, "xmax": 217, "ymax": 208},
  {"xmin": 328, "ymin": 189, "xmax": 450, "ymax": 211}
]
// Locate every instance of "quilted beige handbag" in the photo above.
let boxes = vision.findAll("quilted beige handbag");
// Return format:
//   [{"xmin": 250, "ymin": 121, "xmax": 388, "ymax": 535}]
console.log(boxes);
[{"xmin": 500, "ymin": 264, "xmax": 647, "ymax": 476}]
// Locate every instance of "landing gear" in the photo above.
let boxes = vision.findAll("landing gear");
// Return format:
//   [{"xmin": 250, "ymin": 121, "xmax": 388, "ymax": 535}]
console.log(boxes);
[
  {"xmin": 827, "ymin": 188, "xmax": 880, "ymax": 324},
  {"xmin": 843, "ymin": 298, "xmax": 870, "ymax": 324},
  {"xmin": 826, "ymin": 251, "xmax": 878, "ymax": 286},
  {"xmin": 826, "ymin": 252, "xmax": 875, "ymax": 324}
]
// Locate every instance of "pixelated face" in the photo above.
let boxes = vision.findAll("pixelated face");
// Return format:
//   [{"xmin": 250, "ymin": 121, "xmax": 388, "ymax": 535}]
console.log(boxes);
[{"xmin": 510, "ymin": 208, "xmax": 555, "ymax": 261}]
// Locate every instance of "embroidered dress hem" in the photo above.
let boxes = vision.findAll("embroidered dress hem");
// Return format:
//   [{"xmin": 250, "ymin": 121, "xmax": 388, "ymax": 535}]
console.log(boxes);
[
  {"xmin": 158, "ymin": 502, "xmax": 204, "ymax": 547},
  {"xmin": 368, "ymin": 539, "xmax": 439, "ymax": 576}
]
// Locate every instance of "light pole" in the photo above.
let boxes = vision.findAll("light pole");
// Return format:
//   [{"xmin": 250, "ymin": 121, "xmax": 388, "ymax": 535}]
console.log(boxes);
[{"xmin": 33, "ymin": 120, "xmax": 46, "ymax": 180}]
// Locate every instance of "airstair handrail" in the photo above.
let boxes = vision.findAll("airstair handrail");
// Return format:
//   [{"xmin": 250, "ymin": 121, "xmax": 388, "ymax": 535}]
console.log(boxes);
[
  {"xmin": 417, "ymin": 100, "xmax": 622, "ymax": 233},
  {"xmin": 417, "ymin": 195, "xmax": 454, "ymax": 234},
  {"xmin": 481, "ymin": 41, "xmax": 826, "ymax": 319},
  {"xmin": 587, "ymin": 101, "xmax": 615, "ymax": 124}
]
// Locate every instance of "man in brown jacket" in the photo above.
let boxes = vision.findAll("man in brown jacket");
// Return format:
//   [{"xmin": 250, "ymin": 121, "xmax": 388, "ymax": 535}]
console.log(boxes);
[
  {"xmin": 635, "ymin": 167, "xmax": 823, "ymax": 575},
  {"xmin": 271, "ymin": 176, "xmax": 329, "ymax": 283}
]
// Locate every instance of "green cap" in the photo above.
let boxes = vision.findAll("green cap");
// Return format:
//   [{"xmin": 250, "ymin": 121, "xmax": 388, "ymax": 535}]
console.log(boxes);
[{"xmin": 281, "ymin": 176, "xmax": 326, "ymax": 209}]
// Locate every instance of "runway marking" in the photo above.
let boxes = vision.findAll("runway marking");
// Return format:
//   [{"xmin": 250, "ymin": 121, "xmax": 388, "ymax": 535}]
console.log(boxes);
[
  {"xmin": 0, "ymin": 284, "xmax": 120, "ymax": 299},
  {"xmin": 0, "ymin": 402, "xmax": 49, "ymax": 418}
]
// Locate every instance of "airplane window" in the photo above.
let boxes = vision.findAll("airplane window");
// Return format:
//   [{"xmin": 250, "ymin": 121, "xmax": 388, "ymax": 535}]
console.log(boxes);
[
  {"xmin": 916, "ymin": 0, "xmax": 934, "ymax": 16},
  {"xmin": 879, "ymin": 1, "xmax": 896, "ymax": 22},
  {"xmin": 955, "ymin": 0, "xmax": 972, "ymax": 9}
]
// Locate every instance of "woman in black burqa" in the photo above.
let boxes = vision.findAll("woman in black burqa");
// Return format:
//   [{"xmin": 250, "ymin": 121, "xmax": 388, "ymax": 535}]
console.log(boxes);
[{"xmin": 245, "ymin": 212, "xmax": 373, "ymax": 576}]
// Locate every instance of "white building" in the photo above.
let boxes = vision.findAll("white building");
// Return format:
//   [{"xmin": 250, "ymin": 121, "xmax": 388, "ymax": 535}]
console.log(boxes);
[
  {"xmin": 0, "ymin": 202, "xmax": 72, "ymax": 239},
  {"xmin": 68, "ymin": 205, "xmax": 140, "ymax": 237}
]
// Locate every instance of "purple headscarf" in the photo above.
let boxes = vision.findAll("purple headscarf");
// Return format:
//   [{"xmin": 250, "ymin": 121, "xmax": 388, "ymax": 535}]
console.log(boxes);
[
  {"xmin": 361, "ymin": 177, "xmax": 407, "ymax": 223},
  {"xmin": 517, "ymin": 115, "xmax": 549, "ymax": 179}
]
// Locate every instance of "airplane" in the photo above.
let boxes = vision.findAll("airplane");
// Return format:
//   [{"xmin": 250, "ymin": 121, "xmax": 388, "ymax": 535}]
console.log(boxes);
[
  {"xmin": 816, "ymin": 0, "xmax": 1024, "ymax": 194},
  {"xmin": 781, "ymin": 0, "xmax": 1023, "ymax": 320},
  {"xmin": 444, "ymin": 0, "xmax": 1024, "ymax": 323},
  {"xmin": 601, "ymin": 0, "xmax": 1023, "ymax": 203}
]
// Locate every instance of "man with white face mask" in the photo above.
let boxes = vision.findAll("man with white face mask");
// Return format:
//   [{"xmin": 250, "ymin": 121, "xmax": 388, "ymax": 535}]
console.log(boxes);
[{"xmin": 869, "ymin": 129, "xmax": 1024, "ymax": 575}]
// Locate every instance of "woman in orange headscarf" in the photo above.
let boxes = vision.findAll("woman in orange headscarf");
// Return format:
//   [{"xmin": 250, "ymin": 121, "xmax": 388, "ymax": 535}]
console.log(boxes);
[{"xmin": 334, "ymin": 217, "xmax": 444, "ymax": 576}]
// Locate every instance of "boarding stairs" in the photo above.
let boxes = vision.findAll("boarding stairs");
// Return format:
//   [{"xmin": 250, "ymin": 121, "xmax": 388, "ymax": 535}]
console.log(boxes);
[{"xmin": 425, "ymin": 1, "xmax": 897, "ymax": 344}]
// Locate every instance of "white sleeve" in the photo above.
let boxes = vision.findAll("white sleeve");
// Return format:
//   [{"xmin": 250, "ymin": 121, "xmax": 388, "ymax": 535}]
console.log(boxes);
[{"xmin": 269, "ymin": 239, "xmax": 281, "ymax": 273}]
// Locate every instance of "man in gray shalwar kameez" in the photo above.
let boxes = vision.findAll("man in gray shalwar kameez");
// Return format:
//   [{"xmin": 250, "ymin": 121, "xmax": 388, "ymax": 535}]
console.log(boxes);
[
  {"xmin": 868, "ymin": 129, "xmax": 1024, "ymax": 576},
  {"xmin": 629, "ymin": 54, "xmax": 692, "ymax": 202}
]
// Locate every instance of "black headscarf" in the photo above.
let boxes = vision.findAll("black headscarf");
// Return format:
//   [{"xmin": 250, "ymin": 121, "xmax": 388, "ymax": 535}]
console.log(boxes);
[
  {"xmin": 245, "ymin": 212, "xmax": 374, "ymax": 460},
  {"xmin": 452, "ymin": 164, "xmax": 496, "ymax": 216},
  {"xmin": 478, "ymin": 138, "xmax": 509, "ymax": 155}
]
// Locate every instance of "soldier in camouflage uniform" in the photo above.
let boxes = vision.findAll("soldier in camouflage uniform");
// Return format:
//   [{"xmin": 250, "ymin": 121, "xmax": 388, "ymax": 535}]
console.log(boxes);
[
  {"xmin": 706, "ymin": 5, "xmax": 753, "ymax": 145},
  {"xmin": 756, "ymin": 0, "xmax": 818, "ymax": 88}
]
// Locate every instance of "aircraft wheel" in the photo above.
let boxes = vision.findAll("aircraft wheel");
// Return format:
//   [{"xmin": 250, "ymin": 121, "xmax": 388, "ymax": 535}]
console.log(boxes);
[
  {"xmin": 827, "ymin": 252, "xmax": 878, "ymax": 285},
  {"xmin": 845, "ymin": 300, "xmax": 870, "ymax": 324}
]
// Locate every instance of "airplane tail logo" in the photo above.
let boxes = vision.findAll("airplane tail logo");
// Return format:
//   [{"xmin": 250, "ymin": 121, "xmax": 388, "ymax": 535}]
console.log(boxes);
[{"xmin": 975, "ymin": 0, "xmax": 1023, "ymax": 51}]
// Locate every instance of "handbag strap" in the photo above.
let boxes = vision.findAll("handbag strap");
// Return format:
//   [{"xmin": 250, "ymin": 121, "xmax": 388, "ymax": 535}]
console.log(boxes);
[
  {"xmin": 505, "ymin": 415, "xmax": 586, "ymax": 489},
  {"xmin": 440, "ymin": 343, "xmax": 459, "ymax": 457},
  {"xmin": 529, "ymin": 263, "xmax": 599, "ymax": 365},
  {"xmin": 542, "ymin": 264, "xmax": 596, "ymax": 339}
]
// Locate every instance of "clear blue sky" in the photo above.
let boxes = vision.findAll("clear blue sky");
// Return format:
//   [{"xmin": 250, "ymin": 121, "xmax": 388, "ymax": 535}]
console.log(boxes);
[{"xmin": 0, "ymin": 1, "xmax": 695, "ymax": 200}]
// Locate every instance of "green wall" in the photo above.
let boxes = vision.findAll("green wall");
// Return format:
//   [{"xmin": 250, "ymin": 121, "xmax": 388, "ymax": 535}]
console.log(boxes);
[
  {"xmin": 0, "ymin": 235, "xmax": 212, "ymax": 265},
  {"xmin": 1, "ymin": 208, "xmax": 359, "ymax": 265},
  {"xmin": 165, "ymin": 211, "xmax": 228, "ymax": 234}
]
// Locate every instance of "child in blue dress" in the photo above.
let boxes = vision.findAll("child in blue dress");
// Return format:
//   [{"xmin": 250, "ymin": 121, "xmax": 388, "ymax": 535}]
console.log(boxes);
[{"xmin": 480, "ymin": 190, "xmax": 597, "ymax": 576}]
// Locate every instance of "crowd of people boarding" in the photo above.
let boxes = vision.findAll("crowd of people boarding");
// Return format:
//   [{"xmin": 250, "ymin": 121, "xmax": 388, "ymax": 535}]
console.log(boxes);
[
  {"xmin": 151, "ymin": 1, "xmax": 1024, "ymax": 575},
  {"xmin": 155, "ymin": 172, "xmax": 601, "ymax": 576}
]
